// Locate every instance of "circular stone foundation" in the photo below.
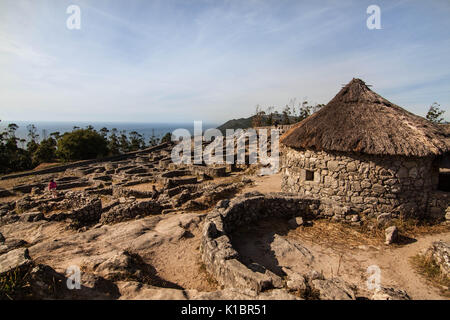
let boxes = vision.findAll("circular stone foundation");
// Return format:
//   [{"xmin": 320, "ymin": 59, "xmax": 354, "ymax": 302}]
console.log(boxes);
[{"xmin": 200, "ymin": 192, "xmax": 325, "ymax": 292}]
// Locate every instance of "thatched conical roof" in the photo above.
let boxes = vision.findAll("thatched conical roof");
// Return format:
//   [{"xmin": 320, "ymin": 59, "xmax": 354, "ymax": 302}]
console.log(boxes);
[{"xmin": 281, "ymin": 78, "xmax": 449, "ymax": 157}]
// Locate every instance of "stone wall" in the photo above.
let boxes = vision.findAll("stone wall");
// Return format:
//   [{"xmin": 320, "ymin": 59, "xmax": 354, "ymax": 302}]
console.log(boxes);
[
  {"xmin": 201, "ymin": 192, "xmax": 322, "ymax": 292},
  {"xmin": 427, "ymin": 191, "xmax": 450, "ymax": 223},
  {"xmin": 112, "ymin": 186, "xmax": 156, "ymax": 199},
  {"xmin": 99, "ymin": 200, "xmax": 162, "ymax": 224},
  {"xmin": 281, "ymin": 147, "xmax": 440, "ymax": 218},
  {"xmin": 67, "ymin": 198, "xmax": 102, "ymax": 228},
  {"xmin": 190, "ymin": 165, "xmax": 227, "ymax": 178}
]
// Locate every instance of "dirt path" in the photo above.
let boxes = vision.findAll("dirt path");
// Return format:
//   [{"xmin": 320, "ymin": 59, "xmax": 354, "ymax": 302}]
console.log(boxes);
[
  {"xmin": 240, "ymin": 173, "xmax": 282, "ymax": 194},
  {"xmin": 232, "ymin": 218, "xmax": 450, "ymax": 300},
  {"xmin": 356, "ymin": 232, "xmax": 450, "ymax": 299}
]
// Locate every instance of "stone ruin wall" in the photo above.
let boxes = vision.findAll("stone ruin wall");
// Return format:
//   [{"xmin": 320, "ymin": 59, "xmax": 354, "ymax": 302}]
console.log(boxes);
[
  {"xmin": 281, "ymin": 147, "xmax": 441, "ymax": 219},
  {"xmin": 201, "ymin": 193, "xmax": 320, "ymax": 292},
  {"xmin": 428, "ymin": 191, "xmax": 450, "ymax": 222}
]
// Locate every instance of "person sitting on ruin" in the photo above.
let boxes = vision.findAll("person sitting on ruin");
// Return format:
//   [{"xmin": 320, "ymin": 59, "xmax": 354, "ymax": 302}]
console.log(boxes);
[
  {"xmin": 48, "ymin": 179, "xmax": 57, "ymax": 198},
  {"xmin": 152, "ymin": 185, "xmax": 160, "ymax": 200}
]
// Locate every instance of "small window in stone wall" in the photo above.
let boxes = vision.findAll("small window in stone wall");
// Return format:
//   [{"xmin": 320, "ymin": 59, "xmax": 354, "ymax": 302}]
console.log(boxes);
[
  {"xmin": 439, "ymin": 172, "xmax": 450, "ymax": 192},
  {"xmin": 305, "ymin": 170, "xmax": 314, "ymax": 181}
]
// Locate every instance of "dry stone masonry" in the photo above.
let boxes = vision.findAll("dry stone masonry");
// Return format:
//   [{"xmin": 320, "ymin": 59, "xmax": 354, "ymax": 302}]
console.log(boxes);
[
  {"xmin": 200, "ymin": 192, "xmax": 347, "ymax": 294},
  {"xmin": 282, "ymin": 147, "xmax": 441, "ymax": 219}
]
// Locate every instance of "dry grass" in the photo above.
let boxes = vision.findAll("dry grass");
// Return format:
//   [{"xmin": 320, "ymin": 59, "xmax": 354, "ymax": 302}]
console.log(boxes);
[
  {"xmin": 197, "ymin": 262, "xmax": 219, "ymax": 288},
  {"xmin": 288, "ymin": 220, "xmax": 383, "ymax": 249},
  {"xmin": 410, "ymin": 254, "xmax": 450, "ymax": 298},
  {"xmin": 393, "ymin": 217, "xmax": 450, "ymax": 238},
  {"xmin": 360, "ymin": 216, "xmax": 450, "ymax": 244},
  {"xmin": 0, "ymin": 267, "xmax": 32, "ymax": 300}
]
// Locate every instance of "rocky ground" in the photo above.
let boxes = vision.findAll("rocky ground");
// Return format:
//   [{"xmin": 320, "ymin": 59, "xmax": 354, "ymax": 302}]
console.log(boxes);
[{"xmin": 0, "ymin": 144, "xmax": 449, "ymax": 300}]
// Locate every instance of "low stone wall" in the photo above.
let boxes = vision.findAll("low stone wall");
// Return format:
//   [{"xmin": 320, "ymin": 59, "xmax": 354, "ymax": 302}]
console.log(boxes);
[
  {"xmin": 201, "ymin": 192, "xmax": 322, "ymax": 292},
  {"xmin": 67, "ymin": 198, "xmax": 102, "ymax": 228},
  {"xmin": 112, "ymin": 186, "xmax": 156, "ymax": 199},
  {"xmin": 427, "ymin": 191, "xmax": 450, "ymax": 222},
  {"xmin": 190, "ymin": 165, "xmax": 227, "ymax": 178},
  {"xmin": 282, "ymin": 147, "xmax": 440, "ymax": 218},
  {"xmin": 160, "ymin": 170, "xmax": 190, "ymax": 178},
  {"xmin": 165, "ymin": 184, "xmax": 200, "ymax": 197},
  {"xmin": 100, "ymin": 200, "xmax": 162, "ymax": 224},
  {"xmin": 424, "ymin": 241, "xmax": 450, "ymax": 277},
  {"xmin": 15, "ymin": 195, "xmax": 65, "ymax": 213},
  {"xmin": 164, "ymin": 177, "xmax": 198, "ymax": 189},
  {"xmin": 0, "ymin": 188, "xmax": 13, "ymax": 198},
  {"xmin": 86, "ymin": 187, "xmax": 113, "ymax": 196}
]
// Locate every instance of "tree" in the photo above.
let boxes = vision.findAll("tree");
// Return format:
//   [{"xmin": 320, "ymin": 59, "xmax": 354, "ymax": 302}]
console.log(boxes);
[
  {"xmin": 298, "ymin": 100, "xmax": 312, "ymax": 121},
  {"xmin": 129, "ymin": 131, "xmax": 146, "ymax": 151},
  {"xmin": 265, "ymin": 106, "xmax": 275, "ymax": 126},
  {"xmin": 107, "ymin": 128, "xmax": 121, "ymax": 156},
  {"xmin": 282, "ymin": 105, "xmax": 291, "ymax": 125},
  {"xmin": 252, "ymin": 105, "xmax": 265, "ymax": 128},
  {"xmin": 426, "ymin": 102, "xmax": 446, "ymax": 124},
  {"xmin": 26, "ymin": 124, "xmax": 40, "ymax": 154},
  {"xmin": 32, "ymin": 137, "xmax": 56, "ymax": 165},
  {"xmin": 312, "ymin": 103, "xmax": 325, "ymax": 113},
  {"xmin": 160, "ymin": 132, "xmax": 172, "ymax": 144},
  {"xmin": 57, "ymin": 128, "xmax": 108, "ymax": 161},
  {"xmin": 99, "ymin": 127, "xmax": 109, "ymax": 139},
  {"xmin": 0, "ymin": 121, "xmax": 32, "ymax": 174},
  {"xmin": 149, "ymin": 129, "xmax": 160, "ymax": 146},
  {"xmin": 50, "ymin": 131, "xmax": 61, "ymax": 140},
  {"xmin": 119, "ymin": 130, "xmax": 130, "ymax": 153}
]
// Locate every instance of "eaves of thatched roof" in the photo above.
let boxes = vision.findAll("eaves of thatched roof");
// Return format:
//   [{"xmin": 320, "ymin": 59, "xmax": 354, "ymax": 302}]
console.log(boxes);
[{"xmin": 281, "ymin": 78, "xmax": 449, "ymax": 157}]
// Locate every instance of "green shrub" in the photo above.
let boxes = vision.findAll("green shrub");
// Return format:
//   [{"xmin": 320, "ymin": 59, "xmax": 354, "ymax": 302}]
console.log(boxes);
[{"xmin": 57, "ymin": 128, "xmax": 108, "ymax": 161}]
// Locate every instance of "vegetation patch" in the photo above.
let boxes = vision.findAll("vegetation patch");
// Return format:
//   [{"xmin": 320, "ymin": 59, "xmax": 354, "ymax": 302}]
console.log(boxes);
[
  {"xmin": 0, "ymin": 267, "xmax": 32, "ymax": 300},
  {"xmin": 410, "ymin": 254, "xmax": 450, "ymax": 297}
]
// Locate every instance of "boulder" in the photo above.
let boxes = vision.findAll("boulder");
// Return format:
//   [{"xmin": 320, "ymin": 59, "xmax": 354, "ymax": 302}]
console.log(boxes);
[
  {"xmin": 27, "ymin": 264, "xmax": 69, "ymax": 299},
  {"xmin": 424, "ymin": 241, "xmax": 450, "ymax": 277},
  {"xmin": 376, "ymin": 213, "xmax": 392, "ymax": 226},
  {"xmin": 20, "ymin": 211, "xmax": 45, "ymax": 222},
  {"xmin": 288, "ymin": 217, "xmax": 304, "ymax": 228},
  {"xmin": 117, "ymin": 283, "xmax": 301, "ymax": 300},
  {"xmin": 311, "ymin": 278, "xmax": 356, "ymax": 300},
  {"xmin": 282, "ymin": 267, "xmax": 307, "ymax": 291},
  {"xmin": 306, "ymin": 270, "xmax": 325, "ymax": 281},
  {"xmin": 0, "ymin": 248, "xmax": 32, "ymax": 276},
  {"xmin": 371, "ymin": 287, "xmax": 410, "ymax": 300},
  {"xmin": 385, "ymin": 226, "xmax": 398, "ymax": 245},
  {"xmin": 0, "ymin": 239, "xmax": 28, "ymax": 255},
  {"xmin": 270, "ymin": 235, "xmax": 314, "ymax": 275},
  {"xmin": 94, "ymin": 251, "xmax": 144, "ymax": 281},
  {"xmin": 190, "ymin": 287, "xmax": 300, "ymax": 300}
]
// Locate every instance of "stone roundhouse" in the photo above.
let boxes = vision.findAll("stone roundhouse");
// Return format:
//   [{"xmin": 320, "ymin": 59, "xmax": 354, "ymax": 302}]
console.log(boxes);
[{"xmin": 280, "ymin": 79, "xmax": 449, "ymax": 218}]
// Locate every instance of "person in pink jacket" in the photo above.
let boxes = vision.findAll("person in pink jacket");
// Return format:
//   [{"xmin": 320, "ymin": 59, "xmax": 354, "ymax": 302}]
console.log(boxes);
[{"xmin": 48, "ymin": 179, "xmax": 57, "ymax": 198}]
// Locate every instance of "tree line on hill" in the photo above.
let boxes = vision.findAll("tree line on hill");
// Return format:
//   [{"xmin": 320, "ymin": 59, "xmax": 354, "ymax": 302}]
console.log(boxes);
[
  {"xmin": 251, "ymin": 99, "xmax": 326, "ymax": 128},
  {"xmin": 217, "ymin": 99, "xmax": 447, "ymax": 135},
  {"xmin": 217, "ymin": 99, "xmax": 325, "ymax": 133},
  {"xmin": 250, "ymin": 100, "xmax": 447, "ymax": 128},
  {"xmin": 0, "ymin": 122, "xmax": 172, "ymax": 175}
]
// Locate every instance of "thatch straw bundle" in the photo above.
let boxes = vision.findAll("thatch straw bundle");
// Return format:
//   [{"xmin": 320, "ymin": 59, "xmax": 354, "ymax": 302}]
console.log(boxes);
[{"xmin": 281, "ymin": 79, "xmax": 449, "ymax": 157}]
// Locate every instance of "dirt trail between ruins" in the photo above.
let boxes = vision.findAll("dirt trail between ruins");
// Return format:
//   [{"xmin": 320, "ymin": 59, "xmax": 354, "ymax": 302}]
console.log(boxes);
[{"xmin": 232, "ymin": 218, "xmax": 450, "ymax": 300}]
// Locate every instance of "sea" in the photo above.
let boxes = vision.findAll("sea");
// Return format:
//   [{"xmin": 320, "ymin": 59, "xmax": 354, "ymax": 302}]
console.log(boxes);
[{"xmin": 0, "ymin": 121, "xmax": 220, "ymax": 144}]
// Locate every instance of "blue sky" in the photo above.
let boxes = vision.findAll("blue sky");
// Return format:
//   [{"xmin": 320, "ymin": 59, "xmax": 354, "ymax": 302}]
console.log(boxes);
[{"xmin": 0, "ymin": 0, "xmax": 449, "ymax": 123}]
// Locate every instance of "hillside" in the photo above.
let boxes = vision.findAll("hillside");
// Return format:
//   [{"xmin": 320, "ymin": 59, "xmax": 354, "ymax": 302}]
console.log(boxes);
[
  {"xmin": 217, "ymin": 116, "xmax": 255, "ymax": 133},
  {"xmin": 217, "ymin": 113, "xmax": 297, "ymax": 133}
]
